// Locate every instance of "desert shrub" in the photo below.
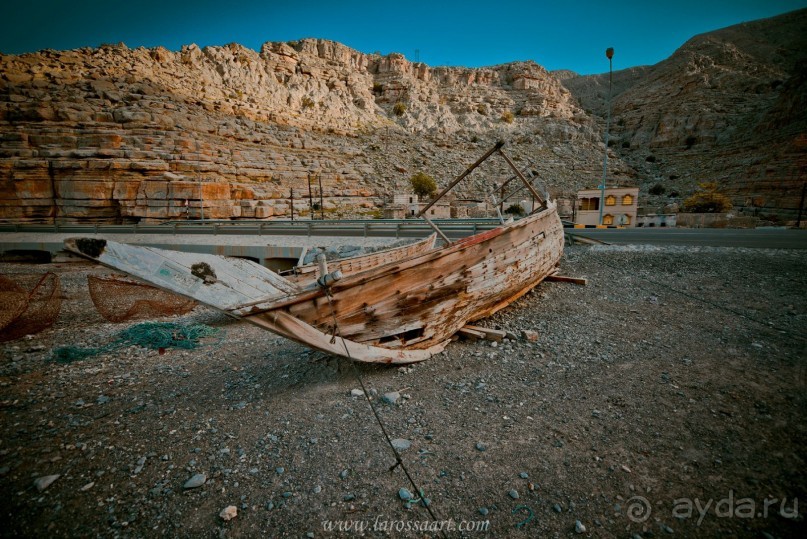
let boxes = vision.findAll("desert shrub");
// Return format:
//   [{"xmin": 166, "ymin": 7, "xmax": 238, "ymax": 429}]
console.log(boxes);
[
  {"xmin": 683, "ymin": 182, "xmax": 733, "ymax": 213},
  {"xmin": 645, "ymin": 155, "xmax": 656, "ymax": 163},
  {"xmin": 393, "ymin": 102, "xmax": 407, "ymax": 116},
  {"xmin": 372, "ymin": 82, "xmax": 383, "ymax": 95},
  {"xmin": 501, "ymin": 110, "xmax": 514, "ymax": 124},
  {"xmin": 685, "ymin": 135, "xmax": 697, "ymax": 149},
  {"xmin": 301, "ymin": 96, "xmax": 315, "ymax": 109},
  {"xmin": 409, "ymin": 172, "xmax": 437, "ymax": 199},
  {"xmin": 649, "ymin": 183, "xmax": 666, "ymax": 196}
]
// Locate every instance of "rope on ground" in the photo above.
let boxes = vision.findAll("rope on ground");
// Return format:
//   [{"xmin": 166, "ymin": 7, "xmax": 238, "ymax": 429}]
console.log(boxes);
[
  {"xmin": 51, "ymin": 321, "xmax": 221, "ymax": 363},
  {"xmin": 322, "ymin": 290, "xmax": 449, "ymax": 538}
]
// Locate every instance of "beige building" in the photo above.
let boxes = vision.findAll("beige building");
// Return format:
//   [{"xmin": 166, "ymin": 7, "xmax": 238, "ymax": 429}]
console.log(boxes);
[
  {"xmin": 575, "ymin": 187, "xmax": 639, "ymax": 227},
  {"xmin": 391, "ymin": 194, "xmax": 450, "ymax": 219}
]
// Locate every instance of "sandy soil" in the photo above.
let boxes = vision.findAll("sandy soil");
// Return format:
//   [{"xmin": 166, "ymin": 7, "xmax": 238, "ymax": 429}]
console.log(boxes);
[{"xmin": 1, "ymin": 245, "xmax": 804, "ymax": 538}]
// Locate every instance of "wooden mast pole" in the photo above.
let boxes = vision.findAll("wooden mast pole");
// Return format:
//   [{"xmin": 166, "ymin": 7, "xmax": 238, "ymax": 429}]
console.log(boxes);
[
  {"xmin": 415, "ymin": 141, "xmax": 504, "ymax": 218},
  {"xmin": 496, "ymin": 148, "xmax": 546, "ymax": 208}
]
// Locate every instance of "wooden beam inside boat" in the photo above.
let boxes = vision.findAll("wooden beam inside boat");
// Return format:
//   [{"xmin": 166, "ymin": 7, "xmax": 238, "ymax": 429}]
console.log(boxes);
[
  {"xmin": 496, "ymin": 147, "xmax": 546, "ymax": 208},
  {"xmin": 421, "ymin": 213, "xmax": 451, "ymax": 244},
  {"xmin": 416, "ymin": 140, "xmax": 504, "ymax": 218}
]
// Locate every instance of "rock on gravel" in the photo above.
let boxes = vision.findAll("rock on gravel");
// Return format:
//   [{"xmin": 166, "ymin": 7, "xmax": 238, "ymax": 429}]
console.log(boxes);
[
  {"xmin": 391, "ymin": 438, "xmax": 411, "ymax": 451},
  {"xmin": 34, "ymin": 474, "xmax": 60, "ymax": 491},
  {"xmin": 183, "ymin": 473, "xmax": 206, "ymax": 489},
  {"xmin": 219, "ymin": 505, "xmax": 237, "ymax": 521},
  {"xmin": 521, "ymin": 329, "xmax": 539, "ymax": 342}
]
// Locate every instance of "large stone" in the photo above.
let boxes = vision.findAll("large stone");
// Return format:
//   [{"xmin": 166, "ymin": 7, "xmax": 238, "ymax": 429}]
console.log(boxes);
[
  {"xmin": 55, "ymin": 180, "xmax": 114, "ymax": 200},
  {"xmin": 113, "ymin": 180, "xmax": 141, "ymax": 201}
]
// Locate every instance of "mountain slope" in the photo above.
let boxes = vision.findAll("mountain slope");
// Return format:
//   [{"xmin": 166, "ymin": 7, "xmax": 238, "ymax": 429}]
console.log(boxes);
[{"xmin": 562, "ymin": 8, "xmax": 807, "ymax": 220}]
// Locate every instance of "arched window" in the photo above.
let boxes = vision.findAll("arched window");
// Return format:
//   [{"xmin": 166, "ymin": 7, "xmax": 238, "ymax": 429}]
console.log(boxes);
[
  {"xmin": 623, "ymin": 214, "xmax": 631, "ymax": 225},
  {"xmin": 603, "ymin": 214, "xmax": 614, "ymax": 225},
  {"xmin": 622, "ymin": 194, "xmax": 633, "ymax": 205},
  {"xmin": 605, "ymin": 195, "xmax": 616, "ymax": 206}
]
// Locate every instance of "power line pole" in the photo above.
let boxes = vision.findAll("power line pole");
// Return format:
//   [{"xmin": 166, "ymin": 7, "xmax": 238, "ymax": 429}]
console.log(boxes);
[
  {"xmin": 318, "ymin": 174, "xmax": 325, "ymax": 220},
  {"xmin": 290, "ymin": 188, "xmax": 294, "ymax": 221},
  {"xmin": 307, "ymin": 173, "xmax": 314, "ymax": 219},
  {"xmin": 797, "ymin": 182, "xmax": 806, "ymax": 228},
  {"xmin": 199, "ymin": 176, "xmax": 204, "ymax": 221},
  {"xmin": 599, "ymin": 47, "xmax": 614, "ymax": 225}
]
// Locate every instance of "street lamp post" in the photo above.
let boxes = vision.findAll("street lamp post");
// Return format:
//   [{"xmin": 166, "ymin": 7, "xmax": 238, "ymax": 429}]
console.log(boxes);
[{"xmin": 599, "ymin": 47, "xmax": 614, "ymax": 225}]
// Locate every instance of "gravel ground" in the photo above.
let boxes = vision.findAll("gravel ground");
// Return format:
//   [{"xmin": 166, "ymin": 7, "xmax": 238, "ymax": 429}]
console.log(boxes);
[{"xmin": 0, "ymin": 245, "xmax": 805, "ymax": 538}]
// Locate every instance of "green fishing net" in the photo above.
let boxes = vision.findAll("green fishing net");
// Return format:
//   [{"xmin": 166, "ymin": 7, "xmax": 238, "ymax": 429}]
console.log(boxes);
[{"xmin": 51, "ymin": 321, "xmax": 221, "ymax": 363}]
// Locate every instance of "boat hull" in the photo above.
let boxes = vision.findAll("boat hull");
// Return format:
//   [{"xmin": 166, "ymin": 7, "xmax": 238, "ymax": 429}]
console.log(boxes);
[
  {"xmin": 242, "ymin": 202, "xmax": 564, "ymax": 360},
  {"xmin": 64, "ymin": 203, "xmax": 564, "ymax": 364}
]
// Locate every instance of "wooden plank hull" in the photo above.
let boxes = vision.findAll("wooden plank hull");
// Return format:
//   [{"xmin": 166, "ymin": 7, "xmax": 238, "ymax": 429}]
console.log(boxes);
[
  {"xmin": 246, "ymin": 309, "xmax": 450, "ymax": 364},
  {"xmin": 65, "ymin": 202, "xmax": 564, "ymax": 364},
  {"xmin": 241, "ymin": 202, "xmax": 564, "ymax": 360}
]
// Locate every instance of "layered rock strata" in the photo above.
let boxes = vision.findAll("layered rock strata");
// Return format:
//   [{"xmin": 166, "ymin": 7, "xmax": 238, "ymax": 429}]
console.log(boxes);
[{"xmin": 1, "ymin": 39, "xmax": 606, "ymax": 222}]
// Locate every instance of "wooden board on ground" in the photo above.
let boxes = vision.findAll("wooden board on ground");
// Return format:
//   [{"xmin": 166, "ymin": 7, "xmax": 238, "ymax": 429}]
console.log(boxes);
[
  {"xmin": 461, "ymin": 324, "xmax": 507, "ymax": 342},
  {"xmin": 457, "ymin": 327, "xmax": 486, "ymax": 341},
  {"xmin": 545, "ymin": 275, "xmax": 588, "ymax": 286}
]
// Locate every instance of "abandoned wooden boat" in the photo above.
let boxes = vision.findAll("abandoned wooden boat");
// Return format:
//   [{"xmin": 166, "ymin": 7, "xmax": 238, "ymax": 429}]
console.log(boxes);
[{"xmin": 64, "ymin": 142, "xmax": 565, "ymax": 364}]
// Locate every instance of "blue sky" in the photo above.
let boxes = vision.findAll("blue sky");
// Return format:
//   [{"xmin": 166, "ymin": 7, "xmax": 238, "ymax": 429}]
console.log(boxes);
[{"xmin": 2, "ymin": 0, "xmax": 805, "ymax": 74}]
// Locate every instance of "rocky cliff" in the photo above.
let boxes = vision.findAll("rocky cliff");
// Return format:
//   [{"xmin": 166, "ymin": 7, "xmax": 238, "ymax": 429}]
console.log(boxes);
[
  {"xmin": 0, "ymin": 39, "xmax": 616, "ymax": 222},
  {"xmin": 562, "ymin": 8, "xmax": 807, "ymax": 221},
  {"xmin": 2, "ymin": 9, "xmax": 804, "ymax": 224}
]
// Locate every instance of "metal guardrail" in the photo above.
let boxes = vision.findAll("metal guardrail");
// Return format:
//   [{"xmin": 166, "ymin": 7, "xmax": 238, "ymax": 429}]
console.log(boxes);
[{"xmin": 0, "ymin": 219, "xmax": 503, "ymax": 239}]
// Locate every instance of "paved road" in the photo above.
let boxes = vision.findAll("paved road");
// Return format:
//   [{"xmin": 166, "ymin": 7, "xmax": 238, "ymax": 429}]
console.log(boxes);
[
  {"xmin": 3, "ymin": 222, "xmax": 806, "ymax": 254},
  {"xmin": 568, "ymin": 227, "xmax": 807, "ymax": 249}
]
